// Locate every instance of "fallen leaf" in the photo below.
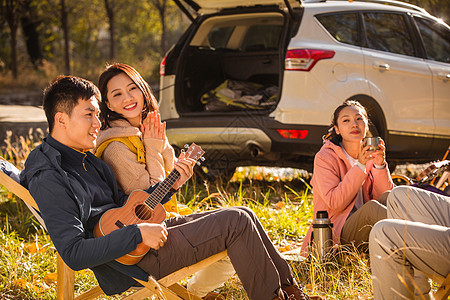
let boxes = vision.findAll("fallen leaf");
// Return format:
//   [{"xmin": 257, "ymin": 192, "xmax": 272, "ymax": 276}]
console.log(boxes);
[
  {"xmin": 26, "ymin": 242, "xmax": 42, "ymax": 254},
  {"xmin": 13, "ymin": 278, "xmax": 27, "ymax": 288},
  {"xmin": 276, "ymin": 201, "xmax": 285, "ymax": 208},
  {"xmin": 44, "ymin": 273, "xmax": 57, "ymax": 284}
]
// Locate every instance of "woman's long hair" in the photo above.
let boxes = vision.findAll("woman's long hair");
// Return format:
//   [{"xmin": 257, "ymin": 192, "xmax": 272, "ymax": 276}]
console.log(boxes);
[
  {"xmin": 323, "ymin": 100, "xmax": 368, "ymax": 145},
  {"xmin": 98, "ymin": 63, "xmax": 159, "ymax": 129}
]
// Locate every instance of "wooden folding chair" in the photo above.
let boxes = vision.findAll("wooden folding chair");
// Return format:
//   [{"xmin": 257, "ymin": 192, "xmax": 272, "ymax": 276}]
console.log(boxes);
[
  {"xmin": 425, "ymin": 272, "xmax": 450, "ymax": 300},
  {"xmin": 0, "ymin": 159, "xmax": 228, "ymax": 300}
]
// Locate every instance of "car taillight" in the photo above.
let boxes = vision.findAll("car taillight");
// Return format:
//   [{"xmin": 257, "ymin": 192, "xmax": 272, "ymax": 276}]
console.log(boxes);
[
  {"xmin": 285, "ymin": 49, "xmax": 335, "ymax": 71},
  {"xmin": 277, "ymin": 129, "xmax": 309, "ymax": 139},
  {"xmin": 160, "ymin": 56, "xmax": 166, "ymax": 76}
]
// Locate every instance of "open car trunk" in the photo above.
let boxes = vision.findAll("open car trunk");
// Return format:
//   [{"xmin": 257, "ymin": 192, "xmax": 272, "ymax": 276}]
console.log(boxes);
[{"xmin": 173, "ymin": 10, "xmax": 294, "ymax": 114}]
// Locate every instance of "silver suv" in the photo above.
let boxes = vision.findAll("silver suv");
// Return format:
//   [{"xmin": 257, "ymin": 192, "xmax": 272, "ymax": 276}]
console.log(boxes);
[{"xmin": 159, "ymin": 0, "xmax": 450, "ymax": 180}]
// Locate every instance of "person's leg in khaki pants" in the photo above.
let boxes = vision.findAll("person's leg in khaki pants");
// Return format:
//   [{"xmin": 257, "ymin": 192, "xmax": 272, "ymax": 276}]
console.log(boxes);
[
  {"xmin": 384, "ymin": 185, "xmax": 450, "ymax": 297},
  {"xmin": 387, "ymin": 185, "xmax": 450, "ymax": 227},
  {"xmin": 340, "ymin": 200, "xmax": 387, "ymax": 249},
  {"xmin": 369, "ymin": 219, "xmax": 450, "ymax": 300},
  {"xmin": 187, "ymin": 256, "xmax": 235, "ymax": 297}
]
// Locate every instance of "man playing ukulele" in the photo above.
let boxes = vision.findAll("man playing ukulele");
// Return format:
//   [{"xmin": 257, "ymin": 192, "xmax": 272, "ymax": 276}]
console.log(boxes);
[{"xmin": 21, "ymin": 75, "xmax": 319, "ymax": 300}]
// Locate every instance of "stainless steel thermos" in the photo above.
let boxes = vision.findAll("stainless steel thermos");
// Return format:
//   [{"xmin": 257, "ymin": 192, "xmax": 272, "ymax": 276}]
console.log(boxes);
[{"xmin": 312, "ymin": 210, "xmax": 333, "ymax": 259}]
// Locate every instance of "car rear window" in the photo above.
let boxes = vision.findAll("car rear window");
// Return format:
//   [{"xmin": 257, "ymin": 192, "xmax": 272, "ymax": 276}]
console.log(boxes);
[
  {"xmin": 316, "ymin": 13, "xmax": 359, "ymax": 46},
  {"xmin": 208, "ymin": 26, "xmax": 235, "ymax": 49},
  {"xmin": 207, "ymin": 24, "xmax": 283, "ymax": 51},
  {"xmin": 191, "ymin": 13, "xmax": 284, "ymax": 51},
  {"xmin": 240, "ymin": 24, "xmax": 283, "ymax": 51}
]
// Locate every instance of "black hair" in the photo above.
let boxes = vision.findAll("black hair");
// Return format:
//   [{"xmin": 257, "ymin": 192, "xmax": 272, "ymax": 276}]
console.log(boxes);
[
  {"xmin": 323, "ymin": 100, "xmax": 368, "ymax": 145},
  {"xmin": 97, "ymin": 63, "xmax": 158, "ymax": 130},
  {"xmin": 43, "ymin": 75, "xmax": 100, "ymax": 132}
]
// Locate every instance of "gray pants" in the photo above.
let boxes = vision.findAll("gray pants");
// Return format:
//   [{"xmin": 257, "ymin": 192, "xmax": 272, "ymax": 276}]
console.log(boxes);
[
  {"xmin": 137, "ymin": 206, "xmax": 294, "ymax": 300},
  {"xmin": 370, "ymin": 186, "xmax": 450, "ymax": 300}
]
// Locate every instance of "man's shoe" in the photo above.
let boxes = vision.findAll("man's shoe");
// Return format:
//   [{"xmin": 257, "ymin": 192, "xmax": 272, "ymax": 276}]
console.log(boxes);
[
  {"xmin": 202, "ymin": 291, "xmax": 226, "ymax": 300},
  {"xmin": 282, "ymin": 285, "xmax": 323, "ymax": 300}
]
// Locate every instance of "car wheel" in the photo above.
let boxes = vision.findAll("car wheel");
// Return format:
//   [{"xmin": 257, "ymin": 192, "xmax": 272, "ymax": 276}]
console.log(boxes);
[{"xmin": 351, "ymin": 96, "xmax": 386, "ymax": 138}]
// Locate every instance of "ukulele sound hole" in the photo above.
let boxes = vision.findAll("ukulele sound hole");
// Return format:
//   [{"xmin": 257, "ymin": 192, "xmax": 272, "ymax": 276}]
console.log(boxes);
[{"xmin": 135, "ymin": 204, "xmax": 153, "ymax": 221}]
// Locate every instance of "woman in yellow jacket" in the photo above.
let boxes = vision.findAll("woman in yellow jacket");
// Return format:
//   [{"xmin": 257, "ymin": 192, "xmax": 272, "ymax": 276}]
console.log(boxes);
[
  {"xmin": 95, "ymin": 64, "xmax": 181, "ymax": 215},
  {"xmin": 95, "ymin": 63, "xmax": 234, "ymax": 299}
]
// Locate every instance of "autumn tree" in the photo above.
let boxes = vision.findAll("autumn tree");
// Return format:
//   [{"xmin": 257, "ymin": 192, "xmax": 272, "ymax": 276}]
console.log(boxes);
[
  {"xmin": 104, "ymin": 0, "xmax": 116, "ymax": 60},
  {"xmin": 404, "ymin": 0, "xmax": 449, "ymax": 21},
  {"xmin": 149, "ymin": 0, "xmax": 169, "ymax": 55},
  {"xmin": 20, "ymin": 0, "xmax": 43, "ymax": 68},
  {"xmin": 60, "ymin": 0, "xmax": 70, "ymax": 74},
  {"xmin": 1, "ymin": 0, "xmax": 21, "ymax": 78}
]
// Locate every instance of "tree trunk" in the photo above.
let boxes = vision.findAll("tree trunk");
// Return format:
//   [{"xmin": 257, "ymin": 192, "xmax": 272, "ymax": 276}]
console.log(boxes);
[
  {"xmin": 159, "ymin": 6, "xmax": 166, "ymax": 54},
  {"xmin": 21, "ymin": 0, "xmax": 43, "ymax": 68},
  {"xmin": 4, "ymin": 0, "xmax": 19, "ymax": 78},
  {"xmin": 61, "ymin": 0, "xmax": 70, "ymax": 74},
  {"xmin": 10, "ymin": 26, "xmax": 18, "ymax": 79},
  {"xmin": 152, "ymin": 0, "xmax": 167, "ymax": 55},
  {"xmin": 104, "ymin": 0, "xmax": 115, "ymax": 60}
]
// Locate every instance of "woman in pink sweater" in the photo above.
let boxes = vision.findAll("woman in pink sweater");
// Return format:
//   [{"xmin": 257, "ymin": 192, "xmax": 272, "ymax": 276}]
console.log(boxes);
[
  {"xmin": 95, "ymin": 63, "xmax": 235, "ymax": 299},
  {"xmin": 300, "ymin": 100, "xmax": 393, "ymax": 256}
]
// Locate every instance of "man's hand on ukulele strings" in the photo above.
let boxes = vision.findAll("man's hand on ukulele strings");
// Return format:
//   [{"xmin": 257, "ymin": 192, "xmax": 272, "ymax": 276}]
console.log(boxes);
[{"xmin": 138, "ymin": 223, "xmax": 168, "ymax": 250}]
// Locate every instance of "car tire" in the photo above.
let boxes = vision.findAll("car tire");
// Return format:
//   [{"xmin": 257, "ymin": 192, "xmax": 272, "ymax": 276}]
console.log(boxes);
[{"xmin": 351, "ymin": 96, "xmax": 385, "ymax": 137}]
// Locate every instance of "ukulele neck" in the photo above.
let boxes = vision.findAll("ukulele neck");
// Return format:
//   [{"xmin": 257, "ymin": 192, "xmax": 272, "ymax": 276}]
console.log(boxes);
[{"xmin": 144, "ymin": 169, "xmax": 180, "ymax": 209}]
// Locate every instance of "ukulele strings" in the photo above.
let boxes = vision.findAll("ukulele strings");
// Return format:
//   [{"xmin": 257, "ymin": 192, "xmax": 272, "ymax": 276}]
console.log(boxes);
[
  {"xmin": 124, "ymin": 146, "xmax": 199, "ymax": 226},
  {"xmin": 126, "ymin": 168, "xmax": 180, "ymax": 225},
  {"xmin": 146, "ymin": 171, "xmax": 179, "ymax": 209}
]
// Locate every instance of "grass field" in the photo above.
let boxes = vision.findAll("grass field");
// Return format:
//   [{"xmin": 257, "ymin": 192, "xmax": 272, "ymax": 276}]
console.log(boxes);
[
  {"xmin": 0, "ymin": 166, "xmax": 377, "ymax": 300},
  {"xmin": 0, "ymin": 133, "xmax": 442, "ymax": 299}
]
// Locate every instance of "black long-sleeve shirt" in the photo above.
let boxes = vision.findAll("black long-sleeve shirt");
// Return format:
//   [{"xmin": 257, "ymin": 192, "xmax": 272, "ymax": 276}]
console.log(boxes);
[{"xmin": 20, "ymin": 135, "xmax": 173, "ymax": 295}]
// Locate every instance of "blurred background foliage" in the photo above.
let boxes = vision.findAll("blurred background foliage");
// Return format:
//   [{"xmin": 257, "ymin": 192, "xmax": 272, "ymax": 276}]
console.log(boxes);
[
  {"xmin": 0, "ymin": 0, "xmax": 189, "ymax": 88},
  {"xmin": 0, "ymin": 0, "xmax": 449, "ymax": 90}
]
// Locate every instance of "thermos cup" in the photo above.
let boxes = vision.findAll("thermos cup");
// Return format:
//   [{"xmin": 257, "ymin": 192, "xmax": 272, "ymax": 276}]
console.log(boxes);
[
  {"xmin": 364, "ymin": 136, "xmax": 380, "ymax": 151},
  {"xmin": 312, "ymin": 210, "xmax": 333, "ymax": 259}
]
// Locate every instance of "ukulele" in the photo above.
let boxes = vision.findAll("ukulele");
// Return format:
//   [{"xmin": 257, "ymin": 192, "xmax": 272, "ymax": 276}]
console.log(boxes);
[{"xmin": 94, "ymin": 143, "xmax": 205, "ymax": 265}]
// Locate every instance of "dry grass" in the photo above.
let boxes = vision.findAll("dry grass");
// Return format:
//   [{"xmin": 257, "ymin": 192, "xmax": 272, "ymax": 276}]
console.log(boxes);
[
  {"xmin": 0, "ymin": 60, "xmax": 59, "ymax": 91},
  {"xmin": 0, "ymin": 128, "xmax": 44, "ymax": 169},
  {"xmin": 1, "ymin": 134, "xmax": 446, "ymax": 299},
  {"xmin": 0, "ymin": 163, "xmax": 374, "ymax": 300}
]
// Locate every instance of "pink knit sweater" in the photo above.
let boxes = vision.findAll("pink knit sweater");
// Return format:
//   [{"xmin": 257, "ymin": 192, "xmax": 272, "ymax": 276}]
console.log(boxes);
[
  {"xmin": 300, "ymin": 140, "xmax": 393, "ymax": 256},
  {"xmin": 95, "ymin": 119, "xmax": 175, "ymax": 195}
]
